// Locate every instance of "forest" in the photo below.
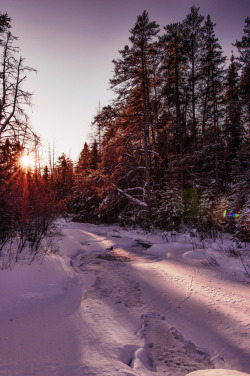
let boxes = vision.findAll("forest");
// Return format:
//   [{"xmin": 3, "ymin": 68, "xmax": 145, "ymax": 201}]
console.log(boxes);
[{"xmin": 0, "ymin": 7, "xmax": 249, "ymax": 264}]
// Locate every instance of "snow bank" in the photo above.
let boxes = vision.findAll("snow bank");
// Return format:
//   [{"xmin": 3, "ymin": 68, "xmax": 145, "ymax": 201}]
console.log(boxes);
[
  {"xmin": 0, "ymin": 220, "xmax": 249, "ymax": 375},
  {"xmin": 147, "ymin": 241, "xmax": 193, "ymax": 259},
  {"xmin": 0, "ymin": 238, "xmax": 96, "ymax": 376},
  {"xmin": 186, "ymin": 370, "xmax": 250, "ymax": 376},
  {"xmin": 0, "ymin": 254, "xmax": 74, "ymax": 314}
]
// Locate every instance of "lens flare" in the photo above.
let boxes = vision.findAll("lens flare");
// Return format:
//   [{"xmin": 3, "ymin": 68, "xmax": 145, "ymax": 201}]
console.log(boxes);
[
  {"xmin": 20, "ymin": 153, "xmax": 35, "ymax": 170},
  {"xmin": 223, "ymin": 210, "xmax": 239, "ymax": 218},
  {"xmin": 230, "ymin": 213, "xmax": 239, "ymax": 218}
]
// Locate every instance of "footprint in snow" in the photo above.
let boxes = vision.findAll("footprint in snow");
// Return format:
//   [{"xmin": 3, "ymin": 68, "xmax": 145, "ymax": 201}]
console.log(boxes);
[{"xmin": 130, "ymin": 312, "xmax": 214, "ymax": 375}]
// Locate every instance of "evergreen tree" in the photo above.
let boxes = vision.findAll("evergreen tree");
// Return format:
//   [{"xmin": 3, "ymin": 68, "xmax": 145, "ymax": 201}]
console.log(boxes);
[
  {"xmin": 199, "ymin": 15, "xmax": 226, "ymax": 193},
  {"xmin": 70, "ymin": 10, "xmax": 249, "ymax": 239},
  {"xmin": 110, "ymin": 11, "xmax": 160, "ymax": 223},
  {"xmin": 90, "ymin": 140, "xmax": 100, "ymax": 170},
  {"xmin": 200, "ymin": 15, "xmax": 226, "ymax": 137},
  {"xmin": 77, "ymin": 142, "xmax": 91, "ymax": 175},
  {"xmin": 234, "ymin": 17, "xmax": 250, "ymax": 125},
  {"xmin": 0, "ymin": 12, "xmax": 11, "ymax": 41},
  {"xmin": 159, "ymin": 21, "xmax": 188, "ymax": 191},
  {"xmin": 224, "ymin": 54, "xmax": 242, "ymax": 173},
  {"xmin": 53, "ymin": 153, "xmax": 74, "ymax": 200},
  {"xmin": 183, "ymin": 6, "xmax": 205, "ymax": 149},
  {"xmin": 43, "ymin": 165, "xmax": 49, "ymax": 182}
]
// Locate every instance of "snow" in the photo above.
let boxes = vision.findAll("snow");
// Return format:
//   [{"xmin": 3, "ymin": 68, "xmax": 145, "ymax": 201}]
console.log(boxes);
[
  {"xmin": 0, "ymin": 220, "xmax": 249, "ymax": 376},
  {"xmin": 186, "ymin": 370, "xmax": 250, "ymax": 376}
]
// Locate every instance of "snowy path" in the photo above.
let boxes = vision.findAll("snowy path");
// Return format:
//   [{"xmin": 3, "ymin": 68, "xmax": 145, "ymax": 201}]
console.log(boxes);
[{"xmin": 0, "ymin": 221, "xmax": 249, "ymax": 375}]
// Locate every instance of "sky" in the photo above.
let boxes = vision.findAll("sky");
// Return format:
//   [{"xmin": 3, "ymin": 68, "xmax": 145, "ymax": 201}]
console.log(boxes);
[{"xmin": 0, "ymin": 0, "xmax": 249, "ymax": 162}]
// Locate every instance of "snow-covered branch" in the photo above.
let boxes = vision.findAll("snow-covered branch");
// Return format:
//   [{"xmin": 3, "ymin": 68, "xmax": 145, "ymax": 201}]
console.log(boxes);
[{"xmin": 111, "ymin": 183, "xmax": 148, "ymax": 207}]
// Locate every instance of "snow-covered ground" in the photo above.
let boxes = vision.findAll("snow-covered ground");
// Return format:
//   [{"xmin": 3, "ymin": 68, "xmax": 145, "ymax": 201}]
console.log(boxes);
[{"xmin": 0, "ymin": 220, "xmax": 249, "ymax": 376}]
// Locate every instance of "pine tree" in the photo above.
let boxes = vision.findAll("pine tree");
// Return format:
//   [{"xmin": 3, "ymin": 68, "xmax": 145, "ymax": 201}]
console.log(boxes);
[
  {"xmin": 200, "ymin": 15, "xmax": 226, "ymax": 137},
  {"xmin": 234, "ymin": 17, "xmax": 250, "ymax": 126},
  {"xmin": 110, "ymin": 11, "xmax": 160, "ymax": 223},
  {"xmin": 224, "ymin": 54, "xmax": 242, "ymax": 173},
  {"xmin": 70, "ymin": 10, "xmax": 249, "ymax": 236},
  {"xmin": 159, "ymin": 21, "xmax": 188, "ymax": 191},
  {"xmin": 183, "ymin": 6, "xmax": 205, "ymax": 149},
  {"xmin": 0, "ymin": 12, "xmax": 11, "ymax": 44},
  {"xmin": 53, "ymin": 153, "xmax": 74, "ymax": 200},
  {"xmin": 90, "ymin": 140, "xmax": 100, "ymax": 170},
  {"xmin": 199, "ymin": 15, "xmax": 226, "ymax": 193},
  {"xmin": 77, "ymin": 142, "xmax": 91, "ymax": 175}
]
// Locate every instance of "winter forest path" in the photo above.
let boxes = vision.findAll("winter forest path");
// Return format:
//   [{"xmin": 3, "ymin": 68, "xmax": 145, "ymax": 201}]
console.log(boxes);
[
  {"xmin": 61, "ymin": 222, "xmax": 250, "ymax": 375},
  {"xmin": 0, "ymin": 221, "xmax": 249, "ymax": 376}
]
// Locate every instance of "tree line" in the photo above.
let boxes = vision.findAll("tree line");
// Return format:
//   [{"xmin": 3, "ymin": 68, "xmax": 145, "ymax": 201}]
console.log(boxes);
[
  {"xmin": 72, "ymin": 8, "xmax": 249, "ymax": 240},
  {"xmin": 0, "ymin": 7, "xmax": 249, "ymax": 262}
]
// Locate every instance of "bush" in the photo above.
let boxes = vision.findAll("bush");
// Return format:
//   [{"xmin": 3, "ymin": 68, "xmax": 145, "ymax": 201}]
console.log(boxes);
[{"xmin": 0, "ymin": 171, "xmax": 62, "ymax": 267}]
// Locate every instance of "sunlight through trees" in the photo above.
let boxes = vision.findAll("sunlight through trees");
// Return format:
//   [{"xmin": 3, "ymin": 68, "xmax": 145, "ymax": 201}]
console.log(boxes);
[{"xmin": 0, "ymin": 8, "xmax": 249, "ymax": 269}]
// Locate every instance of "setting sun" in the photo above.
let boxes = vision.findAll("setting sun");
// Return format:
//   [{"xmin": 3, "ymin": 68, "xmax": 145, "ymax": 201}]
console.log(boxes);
[{"xmin": 20, "ymin": 153, "xmax": 35, "ymax": 170}]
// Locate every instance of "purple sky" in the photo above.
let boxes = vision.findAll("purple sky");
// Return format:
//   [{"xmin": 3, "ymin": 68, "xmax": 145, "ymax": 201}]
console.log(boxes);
[{"xmin": 1, "ymin": 0, "xmax": 249, "ymax": 162}]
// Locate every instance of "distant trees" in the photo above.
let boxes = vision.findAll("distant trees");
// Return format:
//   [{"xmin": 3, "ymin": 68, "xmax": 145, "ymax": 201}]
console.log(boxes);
[
  {"xmin": 0, "ymin": 137, "xmax": 63, "ymax": 267},
  {"xmin": 53, "ymin": 153, "xmax": 74, "ymax": 200}
]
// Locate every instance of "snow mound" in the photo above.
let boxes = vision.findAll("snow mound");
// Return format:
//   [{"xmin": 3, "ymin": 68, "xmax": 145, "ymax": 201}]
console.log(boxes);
[
  {"xmin": 183, "ymin": 250, "xmax": 207, "ymax": 260},
  {"xmin": 0, "ymin": 254, "xmax": 74, "ymax": 314},
  {"xmin": 147, "ymin": 241, "xmax": 193, "ymax": 259},
  {"xmin": 186, "ymin": 369, "xmax": 250, "ymax": 376}
]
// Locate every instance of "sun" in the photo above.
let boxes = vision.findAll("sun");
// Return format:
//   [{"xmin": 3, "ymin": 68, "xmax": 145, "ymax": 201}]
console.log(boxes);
[{"xmin": 20, "ymin": 153, "xmax": 35, "ymax": 170}]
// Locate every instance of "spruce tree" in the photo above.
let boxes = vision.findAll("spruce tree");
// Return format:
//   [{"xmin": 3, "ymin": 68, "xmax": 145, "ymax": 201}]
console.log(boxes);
[
  {"xmin": 54, "ymin": 153, "xmax": 74, "ymax": 200},
  {"xmin": 159, "ymin": 22, "xmax": 188, "ymax": 191},
  {"xmin": 110, "ymin": 11, "xmax": 160, "ymax": 223},
  {"xmin": 199, "ymin": 15, "xmax": 226, "ymax": 193},
  {"xmin": 234, "ymin": 17, "xmax": 250, "ymax": 125},
  {"xmin": 183, "ymin": 6, "xmax": 205, "ymax": 149},
  {"xmin": 90, "ymin": 140, "xmax": 99, "ymax": 170},
  {"xmin": 77, "ymin": 142, "xmax": 91, "ymax": 175},
  {"xmin": 200, "ymin": 15, "xmax": 226, "ymax": 137},
  {"xmin": 224, "ymin": 54, "xmax": 242, "ymax": 172}
]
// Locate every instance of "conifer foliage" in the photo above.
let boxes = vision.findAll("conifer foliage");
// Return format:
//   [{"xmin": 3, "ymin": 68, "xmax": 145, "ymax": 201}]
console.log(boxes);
[
  {"xmin": 0, "ymin": 8, "xmax": 249, "ymax": 261},
  {"xmin": 73, "ymin": 9, "xmax": 249, "ymax": 239}
]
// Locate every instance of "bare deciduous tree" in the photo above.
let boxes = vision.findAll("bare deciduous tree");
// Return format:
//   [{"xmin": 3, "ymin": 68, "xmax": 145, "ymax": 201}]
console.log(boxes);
[{"xmin": 0, "ymin": 26, "xmax": 36, "ymax": 143}]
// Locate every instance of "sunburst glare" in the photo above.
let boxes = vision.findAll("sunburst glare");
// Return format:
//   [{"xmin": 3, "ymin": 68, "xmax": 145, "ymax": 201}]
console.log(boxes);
[{"xmin": 20, "ymin": 153, "xmax": 35, "ymax": 170}]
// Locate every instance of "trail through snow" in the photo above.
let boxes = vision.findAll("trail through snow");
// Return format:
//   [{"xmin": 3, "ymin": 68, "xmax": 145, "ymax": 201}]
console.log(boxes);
[{"xmin": 0, "ymin": 221, "xmax": 249, "ymax": 376}]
